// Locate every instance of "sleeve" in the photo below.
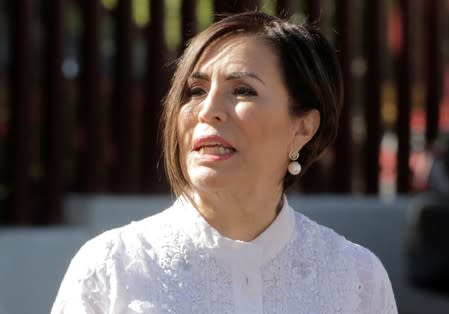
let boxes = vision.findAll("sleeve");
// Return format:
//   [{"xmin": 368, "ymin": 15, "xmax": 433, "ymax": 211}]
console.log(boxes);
[
  {"xmin": 371, "ymin": 255, "xmax": 398, "ymax": 314},
  {"xmin": 51, "ymin": 235, "xmax": 114, "ymax": 314},
  {"xmin": 356, "ymin": 248, "xmax": 398, "ymax": 314}
]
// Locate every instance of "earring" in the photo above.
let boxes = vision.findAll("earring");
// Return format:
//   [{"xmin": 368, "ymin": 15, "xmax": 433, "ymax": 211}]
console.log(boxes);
[{"xmin": 288, "ymin": 151, "xmax": 302, "ymax": 175}]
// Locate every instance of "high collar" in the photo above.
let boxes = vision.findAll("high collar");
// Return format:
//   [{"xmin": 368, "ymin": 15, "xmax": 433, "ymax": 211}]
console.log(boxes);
[{"xmin": 173, "ymin": 196, "xmax": 296, "ymax": 267}]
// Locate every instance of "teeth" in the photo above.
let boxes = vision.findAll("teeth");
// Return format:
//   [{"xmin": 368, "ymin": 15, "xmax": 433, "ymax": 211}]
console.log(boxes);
[
  {"xmin": 199, "ymin": 146, "xmax": 234, "ymax": 155},
  {"xmin": 200, "ymin": 141, "xmax": 222, "ymax": 146}
]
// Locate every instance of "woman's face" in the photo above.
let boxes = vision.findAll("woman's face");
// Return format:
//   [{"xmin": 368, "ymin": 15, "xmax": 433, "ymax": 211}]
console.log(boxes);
[{"xmin": 177, "ymin": 35, "xmax": 306, "ymax": 194}]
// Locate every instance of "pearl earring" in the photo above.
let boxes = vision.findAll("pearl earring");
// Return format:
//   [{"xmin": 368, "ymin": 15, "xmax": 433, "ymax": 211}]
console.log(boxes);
[{"xmin": 288, "ymin": 151, "xmax": 302, "ymax": 175}]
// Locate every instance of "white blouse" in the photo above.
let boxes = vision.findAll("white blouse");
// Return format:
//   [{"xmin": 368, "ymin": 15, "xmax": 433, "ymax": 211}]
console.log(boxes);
[{"xmin": 52, "ymin": 197, "xmax": 397, "ymax": 314}]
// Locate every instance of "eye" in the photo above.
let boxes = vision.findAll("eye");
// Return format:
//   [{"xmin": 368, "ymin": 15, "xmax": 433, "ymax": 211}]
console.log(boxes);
[
  {"xmin": 233, "ymin": 86, "xmax": 257, "ymax": 97},
  {"xmin": 187, "ymin": 86, "xmax": 206, "ymax": 98}
]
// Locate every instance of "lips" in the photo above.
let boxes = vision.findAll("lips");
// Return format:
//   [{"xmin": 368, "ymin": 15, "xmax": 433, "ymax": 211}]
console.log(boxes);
[{"xmin": 192, "ymin": 135, "xmax": 236, "ymax": 157}]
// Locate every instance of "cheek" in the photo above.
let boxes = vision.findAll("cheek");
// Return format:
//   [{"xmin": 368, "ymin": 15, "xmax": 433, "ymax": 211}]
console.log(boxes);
[
  {"xmin": 177, "ymin": 105, "xmax": 197, "ymax": 146},
  {"xmin": 236, "ymin": 103, "xmax": 293, "ymax": 142}
]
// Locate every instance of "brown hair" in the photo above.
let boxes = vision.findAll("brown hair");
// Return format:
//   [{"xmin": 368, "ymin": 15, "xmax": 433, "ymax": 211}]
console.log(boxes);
[{"xmin": 162, "ymin": 11, "xmax": 343, "ymax": 197}]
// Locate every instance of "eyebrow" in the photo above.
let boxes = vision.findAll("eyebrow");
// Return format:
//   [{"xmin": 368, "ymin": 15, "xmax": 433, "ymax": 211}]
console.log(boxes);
[{"xmin": 190, "ymin": 71, "xmax": 265, "ymax": 85}]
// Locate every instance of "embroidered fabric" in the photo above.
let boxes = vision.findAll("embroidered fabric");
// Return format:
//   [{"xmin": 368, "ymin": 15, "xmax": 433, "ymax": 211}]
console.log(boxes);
[{"xmin": 51, "ymin": 198, "xmax": 397, "ymax": 314}]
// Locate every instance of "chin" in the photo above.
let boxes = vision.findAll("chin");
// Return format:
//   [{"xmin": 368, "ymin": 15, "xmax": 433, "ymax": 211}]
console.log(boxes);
[{"xmin": 187, "ymin": 167, "xmax": 231, "ymax": 191}]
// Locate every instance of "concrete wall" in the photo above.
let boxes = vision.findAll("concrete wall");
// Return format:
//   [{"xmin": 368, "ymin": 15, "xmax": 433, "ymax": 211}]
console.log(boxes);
[
  {"xmin": 1, "ymin": 194, "xmax": 448, "ymax": 313},
  {"xmin": 0, "ymin": 228, "xmax": 89, "ymax": 314}
]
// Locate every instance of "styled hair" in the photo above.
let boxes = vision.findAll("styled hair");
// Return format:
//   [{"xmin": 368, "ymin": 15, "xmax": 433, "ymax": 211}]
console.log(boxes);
[{"xmin": 162, "ymin": 11, "xmax": 343, "ymax": 197}]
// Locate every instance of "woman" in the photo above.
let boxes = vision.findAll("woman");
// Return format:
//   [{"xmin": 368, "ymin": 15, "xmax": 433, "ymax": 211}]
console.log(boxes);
[{"xmin": 52, "ymin": 12, "xmax": 397, "ymax": 313}]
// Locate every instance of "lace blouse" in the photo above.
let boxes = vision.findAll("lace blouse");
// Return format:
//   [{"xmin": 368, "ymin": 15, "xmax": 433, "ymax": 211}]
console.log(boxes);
[{"xmin": 52, "ymin": 197, "xmax": 397, "ymax": 313}]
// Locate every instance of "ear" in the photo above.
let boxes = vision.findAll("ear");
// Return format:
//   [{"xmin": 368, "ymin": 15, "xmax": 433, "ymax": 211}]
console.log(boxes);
[{"xmin": 290, "ymin": 109, "xmax": 320, "ymax": 152}]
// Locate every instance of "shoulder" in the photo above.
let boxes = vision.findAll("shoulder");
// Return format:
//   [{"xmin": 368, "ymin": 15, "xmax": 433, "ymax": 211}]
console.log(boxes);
[
  {"xmin": 291, "ymin": 210, "xmax": 389, "ymax": 284},
  {"xmin": 70, "ymin": 202, "xmax": 184, "ymax": 273},
  {"xmin": 293, "ymin": 210, "xmax": 379, "ymax": 265},
  {"xmin": 292, "ymin": 211, "xmax": 397, "ymax": 313},
  {"xmin": 52, "ymin": 202, "xmax": 187, "ymax": 312}
]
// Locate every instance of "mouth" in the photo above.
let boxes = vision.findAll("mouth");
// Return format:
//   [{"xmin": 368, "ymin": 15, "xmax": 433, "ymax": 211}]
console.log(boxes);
[
  {"xmin": 197, "ymin": 144, "xmax": 235, "ymax": 155},
  {"xmin": 192, "ymin": 136, "xmax": 236, "ymax": 156}
]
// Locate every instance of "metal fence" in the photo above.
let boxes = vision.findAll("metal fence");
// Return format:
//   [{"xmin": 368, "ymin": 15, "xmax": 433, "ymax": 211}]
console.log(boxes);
[{"xmin": 0, "ymin": 0, "xmax": 448, "ymax": 225}]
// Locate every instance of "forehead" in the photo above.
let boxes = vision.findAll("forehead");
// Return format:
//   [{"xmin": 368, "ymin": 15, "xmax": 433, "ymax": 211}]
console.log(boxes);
[{"xmin": 192, "ymin": 35, "xmax": 280, "ymax": 73}]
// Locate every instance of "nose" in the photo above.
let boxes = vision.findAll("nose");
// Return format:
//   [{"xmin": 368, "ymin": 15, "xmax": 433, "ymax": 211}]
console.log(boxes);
[{"xmin": 197, "ymin": 87, "xmax": 227, "ymax": 123}]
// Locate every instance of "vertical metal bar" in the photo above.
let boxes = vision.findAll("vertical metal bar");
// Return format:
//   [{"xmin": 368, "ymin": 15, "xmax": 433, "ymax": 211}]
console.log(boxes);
[
  {"xmin": 364, "ymin": 0, "xmax": 383, "ymax": 194},
  {"xmin": 333, "ymin": 0, "xmax": 353, "ymax": 193},
  {"xmin": 236, "ymin": 0, "xmax": 261, "ymax": 11},
  {"xmin": 213, "ymin": 0, "xmax": 261, "ymax": 18},
  {"xmin": 213, "ymin": 0, "xmax": 234, "ymax": 15},
  {"xmin": 425, "ymin": 0, "xmax": 442, "ymax": 147},
  {"xmin": 7, "ymin": 0, "xmax": 33, "ymax": 224},
  {"xmin": 300, "ymin": 163, "xmax": 326, "ymax": 193},
  {"xmin": 0, "ymin": 3, "xmax": 6, "ymax": 224},
  {"xmin": 42, "ymin": 0, "xmax": 66, "ymax": 224},
  {"xmin": 275, "ymin": 0, "xmax": 294, "ymax": 18},
  {"xmin": 180, "ymin": 0, "xmax": 197, "ymax": 51},
  {"xmin": 142, "ymin": 0, "xmax": 168, "ymax": 193},
  {"xmin": 111, "ymin": 0, "xmax": 137, "ymax": 193},
  {"xmin": 305, "ymin": 0, "xmax": 321, "ymax": 24},
  {"xmin": 80, "ymin": 0, "xmax": 106, "ymax": 192},
  {"xmin": 396, "ymin": 0, "xmax": 412, "ymax": 193}
]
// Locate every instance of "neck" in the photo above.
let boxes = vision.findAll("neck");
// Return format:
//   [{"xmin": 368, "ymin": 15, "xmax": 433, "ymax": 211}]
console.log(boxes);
[{"xmin": 192, "ymin": 187, "xmax": 284, "ymax": 242}]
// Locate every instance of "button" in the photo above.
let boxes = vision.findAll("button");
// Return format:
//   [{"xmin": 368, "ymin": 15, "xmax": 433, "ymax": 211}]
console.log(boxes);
[
  {"xmin": 241, "ymin": 273, "xmax": 259, "ymax": 296},
  {"xmin": 232, "ymin": 268, "xmax": 263, "ymax": 313}
]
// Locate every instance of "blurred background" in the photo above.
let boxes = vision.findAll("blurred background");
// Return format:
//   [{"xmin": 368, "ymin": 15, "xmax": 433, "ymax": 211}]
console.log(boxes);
[
  {"xmin": 1, "ymin": 0, "xmax": 449, "ymax": 225},
  {"xmin": 0, "ymin": 0, "xmax": 449, "ymax": 313}
]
